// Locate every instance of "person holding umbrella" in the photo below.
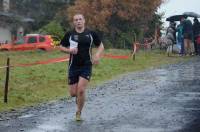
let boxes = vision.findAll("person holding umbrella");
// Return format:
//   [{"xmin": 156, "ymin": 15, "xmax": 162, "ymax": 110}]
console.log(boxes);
[
  {"xmin": 166, "ymin": 15, "xmax": 186, "ymax": 54},
  {"xmin": 192, "ymin": 18, "xmax": 200, "ymax": 55},
  {"xmin": 182, "ymin": 16, "xmax": 193, "ymax": 55},
  {"xmin": 183, "ymin": 12, "xmax": 200, "ymax": 55}
]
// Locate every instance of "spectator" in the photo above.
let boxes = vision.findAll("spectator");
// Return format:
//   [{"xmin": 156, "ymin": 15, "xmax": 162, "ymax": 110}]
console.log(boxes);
[
  {"xmin": 166, "ymin": 21, "xmax": 176, "ymax": 44},
  {"xmin": 182, "ymin": 16, "xmax": 194, "ymax": 55},
  {"xmin": 177, "ymin": 18, "xmax": 184, "ymax": 55},
  {"xmin": 196, "ymin": 36, "xmax": 200, "ymax": 55},
  {"xmin": 192, "ymin": 17, "xmax": 200, "ymax": 55}
]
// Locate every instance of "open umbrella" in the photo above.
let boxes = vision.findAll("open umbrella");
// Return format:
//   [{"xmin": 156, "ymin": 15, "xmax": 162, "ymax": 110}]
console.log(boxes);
[
  {"xmin": 166, "ymin": 15, "xmax": 186, "ymax": 22},
  {"xmin": 183, "ymin": 12, "xmax": 200, "ymax": 18}
]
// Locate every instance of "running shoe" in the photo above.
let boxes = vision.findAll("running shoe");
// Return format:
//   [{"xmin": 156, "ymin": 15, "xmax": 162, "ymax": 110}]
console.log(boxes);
[{"xmin": 75, "ymin": 112, "xmax": 82, "ymax": 121}]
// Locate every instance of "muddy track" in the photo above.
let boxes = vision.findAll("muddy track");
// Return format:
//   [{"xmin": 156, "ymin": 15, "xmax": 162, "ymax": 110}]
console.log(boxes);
[{"xmin": 0, "ymin": 57, "xmax": 200, "ymax": 132}]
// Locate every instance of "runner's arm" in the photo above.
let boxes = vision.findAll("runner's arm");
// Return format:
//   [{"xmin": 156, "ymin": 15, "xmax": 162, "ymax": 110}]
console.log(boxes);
[
  {"xmin": 59, "ymin": 45, "xmax": 78, "ymax": 54},
  {"xmin": 93, "ymin": 43, "xmax": 104, "ymax": 65},
  {"xmin": 59, "ymin": 32, "xmax": 77, "ymax": 54}
]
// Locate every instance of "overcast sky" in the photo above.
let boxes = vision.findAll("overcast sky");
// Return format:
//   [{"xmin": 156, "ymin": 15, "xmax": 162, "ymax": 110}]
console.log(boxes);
[{"xmin": 158, "ymin": 0, "xmax": 200, "ymax": 27}]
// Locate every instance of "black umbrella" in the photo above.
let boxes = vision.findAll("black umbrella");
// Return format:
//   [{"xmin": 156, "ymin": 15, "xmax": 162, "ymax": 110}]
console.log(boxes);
[
  {"xmin": 183, "ymin": 12, "xmax": 200, "ymax": 18},
  {"xmin": 166, "ymin": 15, "xmax": 186, "ymax": 22}
]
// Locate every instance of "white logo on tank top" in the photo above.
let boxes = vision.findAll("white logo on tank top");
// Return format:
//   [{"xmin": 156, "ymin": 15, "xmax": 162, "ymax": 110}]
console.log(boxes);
[{"xmin": 74, "ymin": 35, "xmax": 78, "ymax": 41}]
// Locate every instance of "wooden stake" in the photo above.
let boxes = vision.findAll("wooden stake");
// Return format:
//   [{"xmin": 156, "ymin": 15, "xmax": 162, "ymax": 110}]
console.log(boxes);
[{"xmin": 4, "ymin": 57, "xmax": 10, "ymax": 103}]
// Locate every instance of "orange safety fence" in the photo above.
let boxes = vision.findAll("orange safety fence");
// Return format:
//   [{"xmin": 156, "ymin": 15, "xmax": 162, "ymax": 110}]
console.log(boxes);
[
  {"xmin": 0, "ymin": 54, "xmax": 132, "ymax": 69},
  {"xmin": 15, "ymin": 57, "xmax": 69, "ymax": 67},
  {"xmin": 134, "ymin": 42, "xmax": 151, "ymax": 50},
  {"xmin": 0, "ymin": 57, "xmax": 69, "ymax": 69},
  {"xmin": 103, "ymin": 54, "xmax": 129, "ymax": 59}
]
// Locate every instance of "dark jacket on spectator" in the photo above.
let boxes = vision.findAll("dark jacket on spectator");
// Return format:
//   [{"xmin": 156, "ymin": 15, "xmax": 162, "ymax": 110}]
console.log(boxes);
[
  {"xmin": 192, "ymin": 18, "xmax": 200, "ymax": 37},
  {"xmin": 182, "ymin": 19, "xmax": 193, "ymax": 40}
]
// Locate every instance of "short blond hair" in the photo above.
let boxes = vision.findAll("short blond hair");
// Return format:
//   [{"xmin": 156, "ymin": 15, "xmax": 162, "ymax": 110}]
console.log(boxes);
[{"xmin": 73, "ymin": 14, "xmax": 85, "ymax": 20}]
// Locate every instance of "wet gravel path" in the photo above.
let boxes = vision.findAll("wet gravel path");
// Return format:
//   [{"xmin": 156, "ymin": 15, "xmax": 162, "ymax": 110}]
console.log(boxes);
[{"xmin": 0, "ymin": 57, "xmax": 200, "ymax": 132}]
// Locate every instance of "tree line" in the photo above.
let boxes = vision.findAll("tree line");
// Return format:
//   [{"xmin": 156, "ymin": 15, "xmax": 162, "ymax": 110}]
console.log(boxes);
[{"xmin": 40, "ymin": 0, "xmax": 164, "ymax": 48}]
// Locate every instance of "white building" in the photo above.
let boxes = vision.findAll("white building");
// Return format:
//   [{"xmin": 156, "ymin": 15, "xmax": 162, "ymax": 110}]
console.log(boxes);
[{"xmin": 0, "ymin": 0, "xmax": 34, "ymax": 44}]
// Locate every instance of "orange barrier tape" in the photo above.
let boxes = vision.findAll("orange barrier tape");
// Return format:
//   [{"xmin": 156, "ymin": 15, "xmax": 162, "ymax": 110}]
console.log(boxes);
[
  {"xmin": 103, "ymin": 54, "xmax": 129, "ymax": 59},
  {"xmin": 0, "ymin": 57, "xmax": 69, "ymax": 69},
  {"xmin": 14, "ymin": 57, "xmax": 69, "ymax": 67},
  {"xmin": 135, "ymin": 41, "xmax": 153, "ymax": 49},
  {"xmin": 0, "ymin": 54, "xmax": 130, "ymax": 69}
]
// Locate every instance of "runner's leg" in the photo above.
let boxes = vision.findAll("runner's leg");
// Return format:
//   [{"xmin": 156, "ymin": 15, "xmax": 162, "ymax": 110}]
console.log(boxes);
[
  {"xmin": 76, "ymin": 77, "xmax": 89, "ymax": 113},
  {"xmin": 69, "ymin": 83, "xmax": 78, "ymax": 97}
]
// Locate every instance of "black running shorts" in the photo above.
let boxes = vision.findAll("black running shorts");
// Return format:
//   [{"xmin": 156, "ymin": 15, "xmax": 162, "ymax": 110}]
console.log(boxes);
[{"xmin": 68, "ymin": 65, "xmax": 92, "ymax": 85}]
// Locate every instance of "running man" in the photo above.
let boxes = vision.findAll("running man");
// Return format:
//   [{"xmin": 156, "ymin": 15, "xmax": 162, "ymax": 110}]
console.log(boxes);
[{"xmin": 60, "ymin": 14, "xmax": 104, "ymax": 121}]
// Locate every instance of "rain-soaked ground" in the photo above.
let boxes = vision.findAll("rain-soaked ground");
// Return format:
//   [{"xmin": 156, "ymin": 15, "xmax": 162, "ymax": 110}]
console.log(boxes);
[{"xmin": 0, "ymin": 57, "xmax": 200, "ymax": 132}]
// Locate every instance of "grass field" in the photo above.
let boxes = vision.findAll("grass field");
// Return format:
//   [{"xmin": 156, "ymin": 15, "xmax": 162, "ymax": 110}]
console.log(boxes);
[{"xmin": 0, "ymin": 49, "xmax": 189, "ymax": 112}]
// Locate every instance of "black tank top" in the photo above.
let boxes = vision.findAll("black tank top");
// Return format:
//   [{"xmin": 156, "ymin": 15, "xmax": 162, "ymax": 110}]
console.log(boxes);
[{"xmin": 60, "ymin": 29, "xmax": 101, "ymax": 66}]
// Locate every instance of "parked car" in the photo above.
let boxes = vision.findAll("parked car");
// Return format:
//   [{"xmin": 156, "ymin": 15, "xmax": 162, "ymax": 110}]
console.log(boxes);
[{"xmin": 0, "ymin": 34, "xmax": 55, "ymax": 51}]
